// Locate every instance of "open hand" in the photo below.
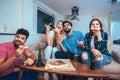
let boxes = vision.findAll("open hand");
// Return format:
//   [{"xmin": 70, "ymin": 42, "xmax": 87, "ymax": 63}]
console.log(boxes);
[
  {"xmin": 24, "ymin": 58, "xmax": 34, "ymax": 66},
  {"xmin": 91, "ymin": 48, "xmax": 102, "ymax": 57}
]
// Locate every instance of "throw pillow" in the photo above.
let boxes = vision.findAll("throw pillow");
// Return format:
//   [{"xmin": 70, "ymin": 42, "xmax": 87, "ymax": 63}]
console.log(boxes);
[{"xmin": 112, "ymin": 48, "xmax": 120, "ymax": 64}]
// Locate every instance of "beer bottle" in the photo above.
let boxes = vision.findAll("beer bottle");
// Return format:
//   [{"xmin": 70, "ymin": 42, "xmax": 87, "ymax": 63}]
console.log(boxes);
[
  {"xmin": 38, "ymin": 49, "xmax": 42, "ymax": 61},
  {"xmin": 36, "ymin": 49, "xmax": 43, "ymax": 67},
  {"xmin": 90, "ymin": 59, "xmax": 95, "ymax": 70}
]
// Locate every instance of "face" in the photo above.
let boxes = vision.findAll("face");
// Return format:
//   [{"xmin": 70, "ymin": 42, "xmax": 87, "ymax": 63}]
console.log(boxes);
[
  {"xmin": 56, "ymin": 21, "xmax": 63, "ymax": 31},
  {"xmin": 90, "ymin": 20, "xmax": 101, "ymax": 33},
  {"xmin": 13, "ymin": 34, "xmax": 27, "ymax": 48},
  {"xmin": 63, "ymin": 23, "xmax": 72, "ymax": 33}
]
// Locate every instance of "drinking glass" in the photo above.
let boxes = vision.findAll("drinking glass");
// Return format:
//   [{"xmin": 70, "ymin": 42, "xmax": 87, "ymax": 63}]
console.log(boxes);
[{"xmin": 74, "ymin": 48, "xmax": 78, "ymax": 63}]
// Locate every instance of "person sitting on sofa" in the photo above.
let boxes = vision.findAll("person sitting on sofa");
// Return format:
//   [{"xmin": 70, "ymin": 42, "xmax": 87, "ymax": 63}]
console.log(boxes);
[
  {"xmin": 44, "ymin": 20, "xmax": 66, "ymax": 59},
  {"xmin": 55, "ymin": 20, "xmax": 88, "ymax": 63},
  {"xmin": 55, "ymin": 21, "xmax": 89, "ymax": 80},
  {"xmin": 0, "ymin": 28, "xmax": 39, "ymax": 80},
  {"xmin": 44, "ymin": 20, "xmax": 66, "ymax": 80},
  {"xmin": 84, "ymin": 18, "xmax": 112, "ymax": 70}
]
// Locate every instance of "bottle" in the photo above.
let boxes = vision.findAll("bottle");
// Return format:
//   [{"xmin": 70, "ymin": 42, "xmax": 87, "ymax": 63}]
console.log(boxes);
[
  {"xmin": 36, "ymin": 49, "xmax": 43, "ymax": 67},
  {"xmin": 90, "ymin": 59, "xmax": 95, "ymax": 70},
  {"xmin": 38, "ymin": 49, "xmax": 42, "ymax": 61}
]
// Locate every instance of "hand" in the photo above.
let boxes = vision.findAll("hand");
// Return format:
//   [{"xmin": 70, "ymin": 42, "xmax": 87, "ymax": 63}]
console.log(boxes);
[
  {"xmin": 91, "ymin": 48, "xmax": 102, "ymax": 58},
  {"xmin": 54, "ymin": 27, "xmax": 60, "ymax": 35},
  {"xmin": 95, "ymin": 31, "xmax": 102, "ymax": 41},
  {"xmin": 15, "ymin": 46, "xmax": 24, "ymax": 57},
  {"xmin": 56, "ymin": 35, "xmax": 63, "ymax": 45},
  {"xmin": 78, "ymin": 41, "xmax": 85, "ymax": 49},
  {"xmin": 24, "ymin": 58, "xmax": 34, "ymax": 66},
  {"xmin": 45, "ymin": 24, "xmax": 51, "ymax": 33}
]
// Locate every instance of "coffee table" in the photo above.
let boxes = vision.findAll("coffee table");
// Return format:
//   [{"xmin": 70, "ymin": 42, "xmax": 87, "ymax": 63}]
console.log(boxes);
[{"xmin": 15, "ymin": 60, "xmax": 109, "ymax": 80}]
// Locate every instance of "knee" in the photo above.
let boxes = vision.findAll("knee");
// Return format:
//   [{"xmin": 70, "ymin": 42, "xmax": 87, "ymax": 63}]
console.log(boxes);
[
  {"xmin": 81, "ymin": 52, "xmax": 88, "ymax": 60},
  {"xmin": 95, "ymin": 55, "xmax": 103, "ymax": 61},
  {"xmin": 55, "ymin": 51, "xmax": 61, "ymax": 58}
]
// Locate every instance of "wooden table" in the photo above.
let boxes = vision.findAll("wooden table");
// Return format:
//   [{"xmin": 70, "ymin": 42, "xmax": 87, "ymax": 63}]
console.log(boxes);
[{"xmin": 15, "ymin": 60, "xmax": 109, "ymax": 80}]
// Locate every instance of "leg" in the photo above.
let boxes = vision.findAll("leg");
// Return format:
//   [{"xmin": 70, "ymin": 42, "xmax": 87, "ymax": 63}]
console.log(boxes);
[
  {"xmin": 81, "ymin": 52, "xmax": 91, "ymax": 66},
  {"xmin": 55, "ymin": 51, "xmax": 74, "ymax": 60},
  {"xmin": 18, "ymin": 68, "xmax": 24, "ymax": 80},
  {"xmin": 22, "ymin": 70, "xmax": 40, "ymax": 80},
  {"xmin": 44, "ymin": 46, "xmax": 52, "ymax": 59},
  {"xmin": 52, "ymin": 47, "xmax": 59, "ymax": 58},
  {"xmin": 95, "ymin": 54, "xmax": 112, "ymax": 69},
  {"xmin": 0, "ymin": 71, "xmax": 19, "ymax": 80}
]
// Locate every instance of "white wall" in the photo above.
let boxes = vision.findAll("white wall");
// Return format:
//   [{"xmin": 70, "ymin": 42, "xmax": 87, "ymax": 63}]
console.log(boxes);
[
  {"xmin": 0, "ymin": 0, "xmax": 63, "ymax": 44},
  {"xmin": 72, "ymin": 15, "xmax": 92, "ymax": 35}
]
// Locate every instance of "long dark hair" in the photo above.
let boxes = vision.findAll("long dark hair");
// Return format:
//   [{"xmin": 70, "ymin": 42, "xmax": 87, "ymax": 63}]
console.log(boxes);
[{"xmin": 89, "ymin": 18, "xmax": 104, "ymax": 33}]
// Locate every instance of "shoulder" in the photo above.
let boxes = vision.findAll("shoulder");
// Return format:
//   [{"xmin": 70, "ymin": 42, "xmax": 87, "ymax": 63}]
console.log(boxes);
[
  {"xmin": 72, "ymin": 31, "xmax": 83, "ymax": 35},
  {"xmin": 101, "ymin": 32, "xmax": 108, "ymax": 36},
  {"xmin": 85, "ymin": 32, "xmax": 91, "ymax": 36},
  {"xmin": 0, "ymin": 42, "xmax": 12, "ymax": 46}
]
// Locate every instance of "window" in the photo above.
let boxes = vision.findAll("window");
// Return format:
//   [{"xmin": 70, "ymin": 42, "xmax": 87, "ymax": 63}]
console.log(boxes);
[{"xmin": 37, "ymin": 9, "xmax": 55, "ymax": 34}]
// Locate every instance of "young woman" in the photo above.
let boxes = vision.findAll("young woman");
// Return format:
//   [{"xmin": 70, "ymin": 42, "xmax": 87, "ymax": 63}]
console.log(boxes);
[
  {"xmin": 84, "ymin": 18, "xmax": 112, "ymax": 70},
  {"xmin": 44, "ymin": 20, "xmax": 65, "ymax": 59},
  {"xmin": 44, "ymin": 20, "xmax": 66, "ymax": 80}
]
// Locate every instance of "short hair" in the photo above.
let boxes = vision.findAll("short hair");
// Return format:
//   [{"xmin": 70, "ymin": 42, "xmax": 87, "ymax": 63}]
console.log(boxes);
[
  {"xmin": 16, "ymin": 28, "xmax": 29, "ymax": 39},
  {"xmin": 63, "ymin": 21, "xmax": 72, "ymax": 27}
]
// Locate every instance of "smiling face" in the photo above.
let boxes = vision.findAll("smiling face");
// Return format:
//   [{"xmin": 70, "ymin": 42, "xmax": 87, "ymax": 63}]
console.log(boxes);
[
  {"xmin": 56, "ymin": 21, "xmax": 63, "ymax": 32},
  {"xmin": 63, "ymin": 22, "xmax": 72, "ymax": 33},
  {"xmin": 13, "ymin": 34, "xmax": 27, "ymax": 48}
]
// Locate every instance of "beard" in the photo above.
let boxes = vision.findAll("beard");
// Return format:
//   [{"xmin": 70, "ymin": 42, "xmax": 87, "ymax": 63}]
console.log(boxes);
[
  {"xmin": 13, "ymin": 40, "xmax": 22, "ymax": 49},
  {"xmin": 64, "ymin": 29, "xmax": 71, "ymax": 34}
]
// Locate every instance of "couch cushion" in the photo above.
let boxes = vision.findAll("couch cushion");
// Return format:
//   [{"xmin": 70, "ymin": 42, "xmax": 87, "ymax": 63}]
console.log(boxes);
[
  {"xmin": 28, "ymin": 43, "xmax": 40, "ymax": 51},
  {"xmin": 107, "ymin": 37, "xmax": 113, "ymax": 54},
  {"xmin": 104, "ymin": 58, "xmax": 120, "ymax": 74},
  {"xmin": 111, "ymin": 45, "xmax": 120, "ymax": 64},
  {"xmin": 39, "ymin": 34, "xmax": 46, "ymax": 50}
]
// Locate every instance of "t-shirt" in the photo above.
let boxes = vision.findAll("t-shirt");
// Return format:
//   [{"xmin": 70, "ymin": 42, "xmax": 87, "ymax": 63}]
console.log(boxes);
[
  {"xmin": 62, "ymin": 31, "xmax": 84, "ymax": 56},
  {"xmin": 0, "ymin": 42, "xmax": 28, "ymax": 77}
]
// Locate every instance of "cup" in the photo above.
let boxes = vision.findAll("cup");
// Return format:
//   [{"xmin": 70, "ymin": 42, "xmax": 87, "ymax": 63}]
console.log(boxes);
[{"xmin": 74, "ymin": 48, "xmax": 78, "ymax": 63}]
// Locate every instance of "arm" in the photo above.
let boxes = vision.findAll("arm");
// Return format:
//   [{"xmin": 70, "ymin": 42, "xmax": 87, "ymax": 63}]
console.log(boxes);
[
  {"xmin": 0, "ymin": 47, "xmax": 24, "ymax": 73},
  {"xmin": 78, "ymin": 31, "xmax": 85, "ymax": 49},
  {"xmin": 45, "ymin": 24, "xmax": 51, "ymax": 46},
  {"xmin": 84, "ymin": 33, "xmax": 92, "ymax": 52},
  {"xmin": 0, "ymin": 54, "xmax": 16, "ymax": 73},
  {"xmin": 56, "ymin": 35, "xmax": 67, "ymax": 52},
  {"xmin": 23, "ymin": 49, "xmax": 36, "ymax": 66}
]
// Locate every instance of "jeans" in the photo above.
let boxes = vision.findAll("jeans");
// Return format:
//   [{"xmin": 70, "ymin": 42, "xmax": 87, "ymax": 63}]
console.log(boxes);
[
  {"xmin": 95, "ymin": 54, "xmax": 112, "ymax": 69},
  {"xmin": 55, "ymin": 51, "xmax": 91, "ymax": 80},
  {"xmin": 55, "ymin": 51, "xmax": 74, "ymax": 60},
  {"xmin": 0, "ymin": 70, "xmax": 40, "ymax": 80}
]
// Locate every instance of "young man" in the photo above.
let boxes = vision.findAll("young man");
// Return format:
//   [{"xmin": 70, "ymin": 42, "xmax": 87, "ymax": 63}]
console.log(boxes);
[
  {"xmin": 0, "ymin": 28, "xmax": 39, "ymax": 80},
  {"xmin": 55, "ymin": 21, "xmax": 89, "ymax": 80},
  {"xmin": 55, "ymin": 21, "xmax": 88, "ymax": 62}
]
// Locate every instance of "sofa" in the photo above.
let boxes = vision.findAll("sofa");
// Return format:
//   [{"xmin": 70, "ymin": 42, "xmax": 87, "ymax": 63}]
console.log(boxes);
[{"xmin": 27, "ymin": 34, "xmax": 120, "ymax": 80}]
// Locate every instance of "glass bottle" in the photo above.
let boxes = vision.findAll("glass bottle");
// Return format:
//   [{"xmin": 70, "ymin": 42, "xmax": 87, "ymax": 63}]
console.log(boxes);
[
  {"xmin": 74, "ymin": 48, "xmax": 78, "ymax": 63},
  {"xmin": 38, "ymin": 49, "xmax": 42, "ymax": 61},
  {"xmin": 90, "ymin": 59, "xmax": 95, "ymax": 70},
  {"xmin": 36, "ymin": 49, "xmax": 43, "ymax": 67}
]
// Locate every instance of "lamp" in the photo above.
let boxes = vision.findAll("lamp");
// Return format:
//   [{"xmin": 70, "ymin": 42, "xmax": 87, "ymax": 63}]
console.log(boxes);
[
  {"xmin": 71, "ymin": 15, "xmax": 79, "ymax": 22},
  {"xmin": 71, "ymin": 6, "xmax": 79, "ymax": 22},
  {"xmin": 112, "ymin": 0, "xmax": 120, "ymax": 4}
]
